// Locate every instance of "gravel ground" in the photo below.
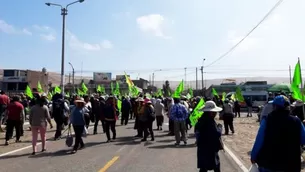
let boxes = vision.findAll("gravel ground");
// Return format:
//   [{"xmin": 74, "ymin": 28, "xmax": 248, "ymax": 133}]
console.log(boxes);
[{"xmin": 218, "ymin": 113, "xmax": 305, "ymax": 171}]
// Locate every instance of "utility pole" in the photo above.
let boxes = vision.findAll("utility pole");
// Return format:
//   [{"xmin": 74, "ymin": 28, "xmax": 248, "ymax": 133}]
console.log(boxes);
[
  {"xmin": 152, "ymin": 73, "xmax": 155, "ymax": 86},
  {"xmin": 46, "ymin": 0, "xmax": 85, "ymax": 95},
  {"xmin": 201, "ymin": 66, "xmax": 204, "ymax": 90},
  {"xmin": 68, "ymin": 62, "xmax": 75, "ymax": 93},
  {"xmin": 196, "ymin": 67, "xmax": 198, "ymax": 90},
  {"xmin": 184, "ymin": 67, "xmax": 187, "ymax": 86},
  {"xmin": 289, "ymin": 65, "xmax": 292, "ymax": 84}
]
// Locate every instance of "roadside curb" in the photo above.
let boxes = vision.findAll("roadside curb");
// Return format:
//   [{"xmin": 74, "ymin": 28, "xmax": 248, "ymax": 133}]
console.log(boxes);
[{"xmin": 223, "ymin": 143, "xmax": 248, "ymax": 172}]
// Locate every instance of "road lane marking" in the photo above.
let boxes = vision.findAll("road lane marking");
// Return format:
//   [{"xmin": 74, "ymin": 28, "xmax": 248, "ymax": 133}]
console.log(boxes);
[
  {"xmin": 116, "ymin": 145, "xmax": 126, "ymax": 153},
  {"xmin": 223, "ymin": 144, "xmax": 248, "ymax": 172},
  {"xmin": 0, "ymin": 126, "xmax": 94, "ymax": 158},
  {"xmin": 98, "ymin": 156, "xmax": 119, "ymax": 172}
]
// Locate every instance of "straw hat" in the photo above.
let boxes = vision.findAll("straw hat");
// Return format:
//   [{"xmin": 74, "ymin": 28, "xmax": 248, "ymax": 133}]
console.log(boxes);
[
  {"xmin": 201, "ymin": 101, "xmax": 223, "ymax": 112},
  {"xmin": 75, "ymin": 98, "xmax": 85, "ymax": 103}
]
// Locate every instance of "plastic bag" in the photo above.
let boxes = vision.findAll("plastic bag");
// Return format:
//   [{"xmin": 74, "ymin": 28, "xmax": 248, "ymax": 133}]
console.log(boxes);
[
  {"xmin": 248, "ymin": 164, "xmax": 259, "ymax": 172},
  {"xmin": 82, "ymin": 126, "xmax": 88, "ymax": 138},
  {"xmin": 65, "ymin": 127, "xmax": 73, "ymax": 147}
]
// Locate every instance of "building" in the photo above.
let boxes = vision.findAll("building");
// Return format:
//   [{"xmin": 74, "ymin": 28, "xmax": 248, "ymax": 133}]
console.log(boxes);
[
  {"xmin": 133, "ymin": 78, "xmax": 149, "ymax": 90},
  {"xmin": 1, "ymin": 69, "xmax": 49, "ymax": 93}
]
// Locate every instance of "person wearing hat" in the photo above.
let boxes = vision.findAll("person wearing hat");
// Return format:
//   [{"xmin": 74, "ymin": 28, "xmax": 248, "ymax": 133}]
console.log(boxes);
[
  {"xmin": 139, "ymin": 99, "xmax": 155, "ymax": 141},
  {"xmin": 251, "ymin": 95, "xmax": 305, "ymax": 172},
  {"xmin": 134, "ymin": 97, "xmax": 145, "ymax": 138},
  {"xmin": 69, "ymin": 98, "xmax": 89, "ymax": 153},
  {"xmin": 195, "ymin": 100, "xmax": 223, "ymax": 172}
]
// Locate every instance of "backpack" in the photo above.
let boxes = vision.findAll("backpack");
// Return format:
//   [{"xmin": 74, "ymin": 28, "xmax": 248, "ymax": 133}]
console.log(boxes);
[
  {"xmin": 52, "ymin": 99, "xmax": 65, "ymax": 119},
  {"xmin": 147, "ymin": 105, "xmax": 156, "ymax": 121}
]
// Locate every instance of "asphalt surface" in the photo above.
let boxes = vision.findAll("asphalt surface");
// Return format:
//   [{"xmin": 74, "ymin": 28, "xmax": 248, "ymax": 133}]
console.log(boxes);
[{"xmin": 0, "ymin": 120, "xmax": 243, "ymax": 172}]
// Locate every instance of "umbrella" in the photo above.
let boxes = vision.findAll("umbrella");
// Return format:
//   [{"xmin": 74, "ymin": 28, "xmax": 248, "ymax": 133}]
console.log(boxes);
[{"xmin": 268, "ymin": 83, "xmax": 291, "ymax": 93}]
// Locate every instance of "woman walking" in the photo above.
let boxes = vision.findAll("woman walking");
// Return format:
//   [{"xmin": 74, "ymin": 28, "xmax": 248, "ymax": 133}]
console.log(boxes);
[
  {"xmin": 154, "ymin": 99, "xmax": 164, "ymax": 130},
  {"xmin": 69, "ymin": 98, "xmax": 89, "ymax": 153},
  {"xmin": 29, "ymin": 95, "xmax": 53, "ymax": 155}
]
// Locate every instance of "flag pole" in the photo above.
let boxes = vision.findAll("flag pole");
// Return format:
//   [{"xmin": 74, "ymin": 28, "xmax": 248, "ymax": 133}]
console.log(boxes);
[{"xmin": 299, "ymin": 57, "xmax": 305, "ymax": 121}]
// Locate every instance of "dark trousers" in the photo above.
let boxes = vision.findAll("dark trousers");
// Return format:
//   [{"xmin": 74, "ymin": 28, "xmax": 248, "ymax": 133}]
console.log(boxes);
[
  {"xmin": 105, "ymin": 120, "xmax": 116, "ymax": 140},
  {"xmin": 156, "ymin": 116, "xmax": 164, "ymax": 128},
  {"xmin": 121, "ymin": 112, "xmax": 129, "ymax": 125},
  {"xmin": 54, "ymin": 119, "xmax": 64, "ymax": 139},
  {"xmin": 85, "ymin": 115, "xmax": 90, "ymax": 129},
  {"xmin": 20, "ymin": 122, "xmax": 24, "ymax": 136},
  {"xmin": 94, "ymin": 118, "xmax": 105, "ymax": 134},
  {"xmin": 135, "ymin": 117, "xmax": 143, "ymax": 137},
  {"xmin": 73, "ymin": 125, "xmax": 84, "ymax": 151},
  {"xmin": 199, "ymin": 165, "xmax": 220, "ymax": 172},
  {"xmin": 223, "ymin": 114, "xmax": 234, "ymax": 134},
  {"xmin": 169, "ymin": 119, "xmax": 174, "ymax": 134},
  {"xmin": 234, "ymin": 108, "xmax": 241, "ymax": 117},
  {"xmin": 143, "ymin": 121, "xmax": 154, "ymax": 140},
  {"xmin": 5, "ymin": 119, "xmax": 21, "ymax": 141}
]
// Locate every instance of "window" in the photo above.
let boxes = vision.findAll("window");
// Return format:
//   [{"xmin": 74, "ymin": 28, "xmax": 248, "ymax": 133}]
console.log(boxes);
[
  {"xmin": 18, "ymin": 83, "xmax": 27, "ymax": 91},
  {"xmin": 3, "ymin": 70, "xmax": 15, "ymax": 77},
  {"xmin": 19, "ymin": 70, "xmax": 27, "ymax": 77},
  {"xmin": 252, "ymin": 95, "xmax": 267, "ymax": 101},
  {"xmin": 7, "ymin": 83, "xmax": 17, "ymax": 91}
]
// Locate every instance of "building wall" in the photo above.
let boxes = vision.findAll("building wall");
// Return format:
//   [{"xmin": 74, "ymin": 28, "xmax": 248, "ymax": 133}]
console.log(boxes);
[{"xmin": 26, "ymin": 70, "xmax": 49, "ymax": 92}]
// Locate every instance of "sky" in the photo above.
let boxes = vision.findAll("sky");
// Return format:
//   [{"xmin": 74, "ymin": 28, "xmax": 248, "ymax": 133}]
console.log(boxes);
[{"xmin": 1, "ymin": 0, "xmax": 305, "ymax": 82}]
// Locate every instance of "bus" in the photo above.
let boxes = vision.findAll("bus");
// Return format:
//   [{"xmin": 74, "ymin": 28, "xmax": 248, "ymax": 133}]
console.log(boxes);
[{"xmin": 226, "ymin": 91, "xmax": 268, "ymax": 111}]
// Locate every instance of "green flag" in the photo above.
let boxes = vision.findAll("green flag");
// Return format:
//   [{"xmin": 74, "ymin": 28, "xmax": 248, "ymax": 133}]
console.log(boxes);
[
  {"xmin": 222, "ymin": 92, "xmax": 226, "ymax": 101},
  {"xmin": 189, "ymin": 88, "xmax": 193, "ymax": 97},
  {"xmin": 54, "ymin": 86, "xmax": 61, "ymax": 94},
  {"xmin": 81, "ymin": 82, "xmax": 88, "ymax": 94},
  {"xmin": 189, "ymin": 98, "xmax": 205, "ymax": 126},
  {"xmin": 37, "ymin": 81, "xmax": 43, "ymax": 93},
  {"xmin": 293, "ymin": 60, "xmax": 302, "ymax": 86},
  {"xmin": 212, "ymin": 88, "xmax": 219, "ymax": 98},
  {"xmin": 173, "ymin": 80, "xmax": 184, "ymax": 98},
  {"xmin": 25, "ymin": 85, "xmax": 33, "ymax": 99},
  {"xmin": 236, "ymin": 87, "xmax": 244, "ymax": 102}
]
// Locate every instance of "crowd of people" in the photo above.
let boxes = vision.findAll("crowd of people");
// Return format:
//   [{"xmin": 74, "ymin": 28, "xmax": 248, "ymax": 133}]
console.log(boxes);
[{"xmin": 1, "ymin": 89, "xmax": 305, "ymax": 171}]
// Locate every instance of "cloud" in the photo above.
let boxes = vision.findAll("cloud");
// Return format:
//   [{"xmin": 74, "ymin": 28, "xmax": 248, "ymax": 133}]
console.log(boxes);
[
  {"xmin": 32, "ymin": 25, "xmax": 56, "ymax": 41},
  {"xmin": 40, "ymin": 34, "xmax": 56, "ymax": 41},
  {"xmin": 0, "ymin": 19, "xmax": 32, "ymax": 35},
  {"xmin": 136, "ymin": 14, "xmax": 170, "ymax": 39},
  {"xmin": 66, "ymin": 30, "xmax": 113, "ymax": 51}
]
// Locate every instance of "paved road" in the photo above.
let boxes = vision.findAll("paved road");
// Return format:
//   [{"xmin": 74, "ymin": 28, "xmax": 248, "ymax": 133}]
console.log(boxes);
[{"xmin": 0, "ymin": 120, "xmax": 243, "ymax": 172}]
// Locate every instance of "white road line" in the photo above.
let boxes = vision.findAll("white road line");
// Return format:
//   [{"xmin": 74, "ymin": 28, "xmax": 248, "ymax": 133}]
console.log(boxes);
[
  {"xmin": 163, "ymin": 123, "xmax": 169, "ymax": 126},
  {"xmin": 223, "ymin": 144, "xmax": 248, "ymax": 172},
  {"xmin": 116, "ymin": 145, "xmax": 127, "ymax": 153},
  {"xmin": 0, "ymin": 126, "xmax": 94, "ymax": 158}
]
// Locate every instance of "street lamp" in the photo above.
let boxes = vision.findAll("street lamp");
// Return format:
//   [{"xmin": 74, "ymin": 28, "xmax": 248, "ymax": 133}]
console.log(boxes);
[
  {"xmin": 201, "ymin": 58, "xmax": 206, "ymax": 90},
  {"xmin": 45, "ymin": 0, "xmax": 85, "ymax": 95},
  {"xmin": 152, "ymin": 69, "xmax": 162, "ymax": 87},
  {"xmin": 68, "ymin": 62, "xmax": 75, "ymax": 93}
]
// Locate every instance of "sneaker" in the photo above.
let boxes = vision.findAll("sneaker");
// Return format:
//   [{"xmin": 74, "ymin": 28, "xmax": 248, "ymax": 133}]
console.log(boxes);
[
  {"xmin": 4, "ymin": 141, "xmax": 9, "ymax": 146},
  {"xmin": 31, "ymin": 152, "xmax": 36, "ymax": 155},
  {"xmin": 141, "ymin": 139, "xmax": 147, "ymax": 142},
  {"xmin": 174, "ymin": 143, "xmax": 180, "ymax": 147},
  {"xmin": 183, "ymin": 141, "xmax": 187, "ymax": 145}
]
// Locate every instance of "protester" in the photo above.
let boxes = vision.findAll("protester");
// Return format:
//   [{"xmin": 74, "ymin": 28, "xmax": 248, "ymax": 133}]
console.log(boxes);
[
  {"xmin": 195, "ymin": 100, "xmax": 223, "ymax": 172},
  {"xmin": 29, "ymin": 95, "xmax": 53, "ymax": 155},
  {"xmin": 104, "ymin": 96, "xmax": 117, "ymax": 142},
  {"xmin": 154, "ymin": 99, "xmax": 165, "ymax": 130},
  {"xmin": 170, "ymin": 97, "xmax": 188, "ymax": 146},
  {"xmin": 4, "ymin": 96, "xmax": 24, "ymax": 145},
  {"xmin": 251, "ymin": 95, "xmax": 305, "ymax": 172},
  {"xmin": 69, "ymin": 98, "xmax": 89, "ymax": 153}
]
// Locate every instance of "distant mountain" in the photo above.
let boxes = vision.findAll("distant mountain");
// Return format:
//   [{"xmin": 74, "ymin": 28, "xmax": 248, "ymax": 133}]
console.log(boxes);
[{"xmin": 152, "ymin": 77, "xmax": 291, "ymax": 89}]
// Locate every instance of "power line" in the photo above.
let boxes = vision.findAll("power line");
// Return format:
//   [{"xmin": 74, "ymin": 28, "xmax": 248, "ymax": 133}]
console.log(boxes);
[{"xmin": 205, "ymin": 0, "xmax": 284, "ymax": 68}]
